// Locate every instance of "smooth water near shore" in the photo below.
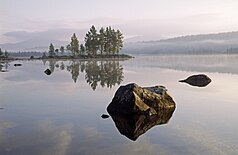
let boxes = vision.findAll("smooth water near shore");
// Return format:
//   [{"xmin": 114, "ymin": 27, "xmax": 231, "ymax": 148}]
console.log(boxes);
[{"xmin": 1, "ymin": 54, "xmax": 238, "ymax": 155}]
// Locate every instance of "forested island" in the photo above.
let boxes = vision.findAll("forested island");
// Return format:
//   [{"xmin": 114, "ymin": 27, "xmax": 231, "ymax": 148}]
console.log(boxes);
[
  {"xmin": 45, "ymin": 25, "xmax": 132, "ymax": 59},
  {"xmin": 0, "ymin": 25, "xmax": 132, "ymax": 60}
]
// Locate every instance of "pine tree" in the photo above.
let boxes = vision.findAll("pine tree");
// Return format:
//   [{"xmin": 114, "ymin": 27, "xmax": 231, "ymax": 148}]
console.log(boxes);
[
  {"xmin": 98, "ymin": 27, "xmax": 105, "ymax": 55},
  {"xmin": 103, "ymin": 27, "xmax": 110, "ymax": 55},
  {"xmin": 4, "ymin": 50, "xmax": 9, "ymax": 58},
  {"xmin": 115, "ymin": 29, "xmax": 123, "ymax": 54},
  {"xmin": 80, "ymin": 44, "xmax": 85, "ymax": 55},
  {"xmin": 60, "ymin": 46, "xmax": 64, "ymax": 55},
  {"xmin": 55, "ymin": 49, "xmax": 59, "ymax": 56},
  {"xmin": 111, "ymin": 29, "xmax": 117, "ymax": 54},
  {"xmin": 0, "ymin": 48, "xmax": 3, "ymax": 57},
  {"xmin": 49, "ymin": 43, "xmax": 55, "ymax": 57},
  {"xmin": 85, "ymin": 25, "xmax": 99, "ymax": 56},
  {"xmin": 70, "ymin": 33, "xmax": 80, "ymax": 56}
]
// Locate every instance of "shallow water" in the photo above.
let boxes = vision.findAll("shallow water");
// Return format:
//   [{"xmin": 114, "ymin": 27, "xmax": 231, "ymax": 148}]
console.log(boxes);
[{"xmin": 0, "ymin": 54, "xmax": 238, "ymax": 155}]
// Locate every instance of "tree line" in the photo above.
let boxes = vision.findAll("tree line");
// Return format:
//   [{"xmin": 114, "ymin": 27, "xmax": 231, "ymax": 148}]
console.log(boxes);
[
  {"xmin": 48, "ymin": 25, "xmax": 123, "ymax": 57},
  {"xmin": 0, "ymin": 48, "xmax": 9, "ymax": 58}
]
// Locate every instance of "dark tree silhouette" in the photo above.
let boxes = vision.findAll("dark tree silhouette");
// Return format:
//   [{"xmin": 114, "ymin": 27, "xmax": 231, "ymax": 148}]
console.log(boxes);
[
  {"xmin": 49, "ymin": 43, "xmax": 55, "ymax": 57},
  {"xmin": 68, "ymin": 33, "xmax": 80, "ymax": 56}
]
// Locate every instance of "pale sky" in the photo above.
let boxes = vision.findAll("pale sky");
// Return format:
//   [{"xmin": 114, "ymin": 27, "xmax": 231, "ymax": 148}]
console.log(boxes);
[{"xmin": 1, "ymin": 0, "xmax": 238, "ymax": 43}]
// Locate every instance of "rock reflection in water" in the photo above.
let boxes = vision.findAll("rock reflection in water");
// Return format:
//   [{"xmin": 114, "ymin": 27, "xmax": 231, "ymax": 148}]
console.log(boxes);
[
  {"xmin": 44, "ymin": 60, "xmax": 124, "ymax": 90},
  {"xmin": 109, "ymin": 107, "xmax": 175, "ymax": 141}
]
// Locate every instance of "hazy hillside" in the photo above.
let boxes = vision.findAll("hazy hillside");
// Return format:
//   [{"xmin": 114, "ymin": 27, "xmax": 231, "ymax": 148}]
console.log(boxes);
[
  {"xmin": 2, "ymin": 30, "xmax": 238, "ymax": 54},
  {"xmin": 123, "ymin": 31, "xmax": 238, "ymax": 54},
  {"xmin": 1, "ymin": 39, "xmax": 68, "ymax": 52},
  {"xmin": 0, "ymin": 28, "xmax": 87, "ymax": 51}
]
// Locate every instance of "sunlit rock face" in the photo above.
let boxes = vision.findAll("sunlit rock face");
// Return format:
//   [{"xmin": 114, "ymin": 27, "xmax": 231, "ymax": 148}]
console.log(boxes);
[
  {"xmin": 179, "ymin": 74, "xmax": 211, "ymax": 87},
  {"xmin": 107, "ymin": 83, "xmax": 176, "ymax": 140}
]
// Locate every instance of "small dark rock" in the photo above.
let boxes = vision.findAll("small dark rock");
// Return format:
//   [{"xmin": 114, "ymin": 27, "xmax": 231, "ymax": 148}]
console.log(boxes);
[
  {"xmin": 44, "ymin": 69, "xmax": 52, "ymax": 75},
  {"xmin": 0, "ymin": 108, "xmax": 4, "ymax": 110},
  {"xmin": 179, "ymin": 74, "xmax": 211, "ymax": 87},
  {"xmin": 14, "ymin": 64, "xmax": 22, "ymax": 67},
  {"xmin": 101, "ymin": 114, "xmax": 110, "ymax": 119}
]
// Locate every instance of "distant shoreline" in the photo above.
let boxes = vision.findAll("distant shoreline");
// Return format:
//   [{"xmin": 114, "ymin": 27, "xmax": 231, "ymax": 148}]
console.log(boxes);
[{"xmin": 0, "ymin": 54, "xmax": 134, "ymax": 61}]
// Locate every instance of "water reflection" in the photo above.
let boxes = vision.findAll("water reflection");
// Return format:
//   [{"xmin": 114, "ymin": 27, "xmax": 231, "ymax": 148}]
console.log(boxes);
[
  {"xmin": 0, "ymin": 61, "xmax": 9, "ymax": 72},
  {"xmin": 85, "ymin": 61, "xmax": 123, "ymax": 90},
  {"xmin": 45, "ymin": 60, "xmax": 124, "ymax": 90},
  {"xmin": 0, "ymin": 120, "xmax": 72, "ymax": 155},
  {"xmin": 1, "ymin": 55, "xmax": 238, "ymax": 154},
  {"xmin": 130, "ymin": 54, "xmax": 238, "ymax": 74},
  {"xmin": 109, "ymin": 107, "xmax": 175, "ymax": 141}
]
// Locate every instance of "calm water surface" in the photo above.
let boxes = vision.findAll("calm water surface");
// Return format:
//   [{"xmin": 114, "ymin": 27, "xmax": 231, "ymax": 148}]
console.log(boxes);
[{"xmin": 0, "ymin": 54, "xmax": 238, "ymax": 155}]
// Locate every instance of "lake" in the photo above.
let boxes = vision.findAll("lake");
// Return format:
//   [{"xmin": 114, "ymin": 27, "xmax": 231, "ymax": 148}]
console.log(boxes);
[{"xmin": 1, "ymin": 54, "xmax": 238, "ymax": 155}]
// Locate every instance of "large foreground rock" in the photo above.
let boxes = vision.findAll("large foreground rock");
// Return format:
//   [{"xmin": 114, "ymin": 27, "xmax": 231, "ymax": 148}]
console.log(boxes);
[
  {"xmin": 179, "ymin": 74, "xmax": 211, "ymax": 87},
  {"xmin": 107, "ymin": 83, "xmax": 176, "ymax": 140},
  {"xmin": 107, "ymin": 83, "xmax": 176, "ymax": 116}
]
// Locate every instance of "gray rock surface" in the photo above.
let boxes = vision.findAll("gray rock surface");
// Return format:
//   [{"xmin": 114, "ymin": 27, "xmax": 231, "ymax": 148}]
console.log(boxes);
[
  {"xmin": 107, "ymin": 83, "xmax": 176, "ymax": 116},
  {"xmin": 179, "ymin": 74, "xmax": 211, "ymax": 87}
]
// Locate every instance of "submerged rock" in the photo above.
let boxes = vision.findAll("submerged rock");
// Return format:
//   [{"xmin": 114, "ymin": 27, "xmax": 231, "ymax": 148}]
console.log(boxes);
[
  {"xmin": 44, "ymin": 69, "xmax": 51, "ymax": 75},
  {"xmin": 101, "ymin": 114, "xmax": 110, "ymax": 119},
  {"xmin": 14, "ymin": 63, "xmax": 22, "ymax": 67},
  {"xmin": 107, "ymin": 83, "xmax": 176, "ymax": 140},
  {"xmin": 179, "ymin": 74, "xmax": 211, "ymax": 87},
  {"xmin": 0, "ymin": 70, "xmax": 8, "ymax": 72}
]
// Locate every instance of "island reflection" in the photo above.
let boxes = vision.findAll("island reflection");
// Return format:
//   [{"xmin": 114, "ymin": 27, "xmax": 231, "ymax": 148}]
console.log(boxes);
[
  {"xmin": 0, "ymin": 61, "xmax": 9, "ymax": 72},
  {"xmin": 44, "ymin": 60, "xmax": 124, "ymax": 90}
]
